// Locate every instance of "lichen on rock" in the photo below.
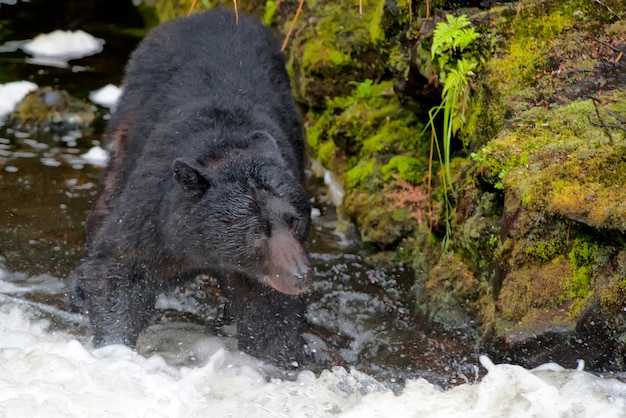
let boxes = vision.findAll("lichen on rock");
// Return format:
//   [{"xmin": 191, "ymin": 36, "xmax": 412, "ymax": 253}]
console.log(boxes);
[{"xmin": 8, "ymin": 87, "xmax": 96, "ymax": 133}]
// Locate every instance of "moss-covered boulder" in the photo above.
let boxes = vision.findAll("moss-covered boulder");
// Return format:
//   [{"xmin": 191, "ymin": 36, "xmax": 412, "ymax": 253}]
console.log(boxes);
[
  {"xmin": 286, "ymin": 0, "xmax": 390, "ymax": 108},
  {"xmin": 8, "ymin": 87, "xmax": 96, "ymax": 133},
  {"xmin": 427, "ymin": 1, "xmax": 626, "ymax": 367}
]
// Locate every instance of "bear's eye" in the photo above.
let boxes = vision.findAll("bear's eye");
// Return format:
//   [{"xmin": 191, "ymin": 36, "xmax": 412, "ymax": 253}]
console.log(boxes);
[{"xmin": 253, "ymin": 220, "xmax": 271, "ymax": 240}]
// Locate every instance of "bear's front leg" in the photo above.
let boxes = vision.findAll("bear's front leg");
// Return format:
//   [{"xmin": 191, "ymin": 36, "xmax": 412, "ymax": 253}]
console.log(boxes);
[
  {"xmin": 68, "ymin": 259, "xmax": 157, "ymax": 347},
  {"xmin": 221, "ymin": 274, "xmax": 309, "ymax": 367}
]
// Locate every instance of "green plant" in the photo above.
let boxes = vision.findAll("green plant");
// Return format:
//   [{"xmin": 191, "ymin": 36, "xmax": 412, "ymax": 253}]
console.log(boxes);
[
  {"xmin": 347, "ymin": 79, "xmax": 376, "ymax": 100},
  {"xmin": 263, "ymin": 0, "xmax": 277, "ymax": 25},
  {"xmin": 426, "ymin": 14, "xmax": 482, "ymax": 251}
]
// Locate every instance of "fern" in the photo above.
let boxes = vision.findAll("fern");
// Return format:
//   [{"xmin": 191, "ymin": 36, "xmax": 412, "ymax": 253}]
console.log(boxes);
[
  {"xmin": 431, "ymin": 15, "xmax": 479, "ymax": 59},
  {"xmin": 425, "ymin": 14, "xmax": 481, "ymax": 252}
]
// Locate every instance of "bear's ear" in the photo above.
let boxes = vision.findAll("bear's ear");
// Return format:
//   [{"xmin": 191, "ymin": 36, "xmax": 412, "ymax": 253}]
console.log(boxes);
[
  {"xmin": 172, "ymin": 158, "xmax": 209, "ymax": 197},
  {"xmin": 249, "ymin": 131, "xmax": 278, "ymax": 149},
  {"xmin": 249, "ymin": 131, "xmax": 287, "ymax": 165}
]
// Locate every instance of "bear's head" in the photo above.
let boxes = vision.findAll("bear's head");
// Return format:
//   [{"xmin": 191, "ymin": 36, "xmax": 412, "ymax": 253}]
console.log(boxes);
[{"xmin": 168, "ymin": 143, "xmax": 312, "ymax": 295}]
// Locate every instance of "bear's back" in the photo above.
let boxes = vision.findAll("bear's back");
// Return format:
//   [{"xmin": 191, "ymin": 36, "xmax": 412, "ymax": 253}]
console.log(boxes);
[{"xmin": 121, "ymin": 9, "xmax": 290, "ymax": 112}]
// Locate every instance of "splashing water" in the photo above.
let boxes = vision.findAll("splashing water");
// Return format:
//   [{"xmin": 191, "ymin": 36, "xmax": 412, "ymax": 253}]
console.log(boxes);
[{"xmin": 0, "ymin": 299, "xmax": 625, "ymax": 418}]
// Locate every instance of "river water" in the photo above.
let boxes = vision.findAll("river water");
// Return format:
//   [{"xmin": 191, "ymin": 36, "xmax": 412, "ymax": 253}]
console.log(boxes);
[{"xmin": 1, "ymin": 1, "xmax": 626, "ymax": 416}]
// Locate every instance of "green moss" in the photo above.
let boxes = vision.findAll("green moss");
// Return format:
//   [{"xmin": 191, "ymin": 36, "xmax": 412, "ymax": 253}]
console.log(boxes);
[
  {"xmin": 152, "ymin": 0, "xmax": 207, "ymax": 22},
  {"xmin": 307, "ymin": 80, "xmax": 424, "ymax": 163},
  {"xmin": 498, "ymin": 257, "xmax": 572, "ymax": 321},
  {"xmin": 562, "ymin": 237, "xmax": 598, "ymax": 300},
  {"xmin": 416, "ymin": 254, "xmax": 480, "ymax": 328},
  {"xmin": 487, "ymin": 6, "xmax": 570, "ymax": 99},
  {"xmin": 345, "ymin": 160, "xmax": 377, "ymax": 190},
  {"xmin": 473, "ymin": 91, "xmax": 626, "ymax": 232},
  {"xmin": 567, "ymin": 265, "xmax": 591, "ymax": 300},
  {"xmin": 361, "ymin": 120, "xmax": 416, "ymax": 155},
  {"xmin": 381, "ymin": 156, "xmax": 422, "ymax": 184},
  {"xmin": 302, "ymin": 40, "xmax": 350, "ymax": 69},
  {"xmin": 305, "ymin": 76, "xmax": 431, "ymax": 248},
  {"xmin": 471, "ymin": 145, "xmax": 529, "ymax": 191},
  {"xmin": 288, "ymin": 0, "xmax": 386, "ymax": 107},
  {"xmin": 391, "ymin": 208, "xmax": 409, "ymax": 222},
  {"xmin": 597, "ymin": 251, "xmax": 626, "ymax": 316},
  {"xmin": 317, "ymin": 140, "xmax": 337, "ymax": 168},
  {"xmin": 524, "ymin": 239, "xmax": 565, "ymax": 263},
  {"xmin": 369, "ymin": 0, "xmax": 386, "ymax": 43},
  {"xmin": 569, "ymin": 237, "xmax": 599, "ymax": 268}
]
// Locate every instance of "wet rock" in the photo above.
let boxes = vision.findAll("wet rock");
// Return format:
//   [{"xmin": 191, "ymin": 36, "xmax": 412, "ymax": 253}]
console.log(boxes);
[
  {"xmin": 487, "ymin": 298, "xmax": 623, "ymax": 372},
  {"xmin": 415, "ymin": 253, "xmax": 479, "ymax": 329},
  {"xmin": 7, "ymin": 87, "xmax": 96, "ymax": 134}
]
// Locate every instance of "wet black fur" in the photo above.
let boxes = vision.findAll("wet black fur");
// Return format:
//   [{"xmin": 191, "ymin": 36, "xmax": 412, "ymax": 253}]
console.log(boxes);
[{"xmin": 66, "ymin": 8, "xmax": 311, "ymax": 366}]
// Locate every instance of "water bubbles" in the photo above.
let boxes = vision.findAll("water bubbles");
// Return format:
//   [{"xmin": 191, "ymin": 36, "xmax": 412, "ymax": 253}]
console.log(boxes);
[{"xmin": 40, "ymin": 157, "xmax": 62, "ymax": 167}]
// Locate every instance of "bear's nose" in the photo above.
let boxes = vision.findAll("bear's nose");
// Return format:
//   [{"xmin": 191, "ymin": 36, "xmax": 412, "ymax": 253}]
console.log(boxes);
[{"xmin": 293, "ymin": 258, "xmax": 311, "ymax": 279}]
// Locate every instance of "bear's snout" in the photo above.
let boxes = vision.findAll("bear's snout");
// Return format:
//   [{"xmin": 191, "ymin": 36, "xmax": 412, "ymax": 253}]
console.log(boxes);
[{"xmin": 263, "ymin": 229, "xmax": 311, "ymax": 295}]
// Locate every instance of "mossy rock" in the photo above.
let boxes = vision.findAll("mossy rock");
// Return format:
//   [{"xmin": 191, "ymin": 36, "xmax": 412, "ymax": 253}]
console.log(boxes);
[
  {"xmin": 8, "ymin": 87, "xmax": 96, "ymax": 133},
  {"xmin": 474, "ymin": 93, "xmax": 626, "ymax": 233},
  {"xmin": 415, "ymin": 253, "xmax": 480, "ymax": 329},
  {"xmin": 412, "ymin": 1, "xmax": 626, "ymax": 366},
  {"xmin": 287, "ymin": 0, "xmax": 387, "ymax": 108}
]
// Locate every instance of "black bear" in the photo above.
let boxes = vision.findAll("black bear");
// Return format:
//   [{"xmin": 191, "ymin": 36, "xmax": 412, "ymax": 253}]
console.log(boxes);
[{"xmin": 67, "ymin": 8, "xmax": 312, "ymax": 366}]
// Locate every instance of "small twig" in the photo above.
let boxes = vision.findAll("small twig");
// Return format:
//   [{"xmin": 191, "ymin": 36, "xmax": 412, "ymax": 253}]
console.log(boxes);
[
  {"xmin": 514, "ymin": 0, "xmax": 524, "ymax": 23},
  {"xmin": 593, "ymin": 0, "xmax": 622, "ymax": 20},
  {"xmin": 187, "ymin": 0, "xmax": 197, "ymax": 16},
  {"xmin": 281, "ymin": 0, "xmax": 306, "ymax": 51},
  {"xmin": 427, "ymin": 129, "xmax": 435, "ymax": 233},
  {"xmin": 593, "ymin": 37, "xmax": 625, "ymax": 54},
  {"xmin": 606, "ymin": 109, "xmax": 626, "ymax": 124},
  {"xmin": 359, "ymin": 0, "xmax": 363, "ymax": 17},
  {"xmin": 589, "ymin": 120, "xmax": 626, "ymax": 132},
  {"xmin": 589, "ymin": 97, "xmax": 615, "ymax": 143},
  {"xmin": 416, "ymin": 0, "xmax": 430, "ymax": 39}
]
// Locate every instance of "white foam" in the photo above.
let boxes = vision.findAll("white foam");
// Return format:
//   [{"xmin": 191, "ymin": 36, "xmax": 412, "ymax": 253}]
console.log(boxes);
[
  {"xmin": 22, "ymin": 30, "xmax": 104, "ymax": 60},
  {"xmin": 80, "ymin": 146, "xmax": 109, "ymax": 166},
  {"xmin": 89, "ymin": 84, "xmax": 122, "ymax": 108},
  {"xmin": 0, "ymin": 81, "xmax": 38, "ymax": 118},
  {"xmin": 0, "ymin": 301, "xmax": 624, "ymax": 417}
]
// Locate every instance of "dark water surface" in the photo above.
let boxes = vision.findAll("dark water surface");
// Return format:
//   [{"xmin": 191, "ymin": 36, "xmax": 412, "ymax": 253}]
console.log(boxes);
[{"xmin": 0, "ymin": 0, "xmax": 481, "ymax": 390}]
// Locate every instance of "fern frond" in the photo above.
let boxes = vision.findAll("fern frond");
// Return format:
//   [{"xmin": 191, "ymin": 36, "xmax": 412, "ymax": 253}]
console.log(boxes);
[
  {"xmin": 431, "ymin": 14, "xmax": 473, "ymax": 58},
  {"xmin": 453, "ymin": 28, "xmax": 481, "ymax": 52}
]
